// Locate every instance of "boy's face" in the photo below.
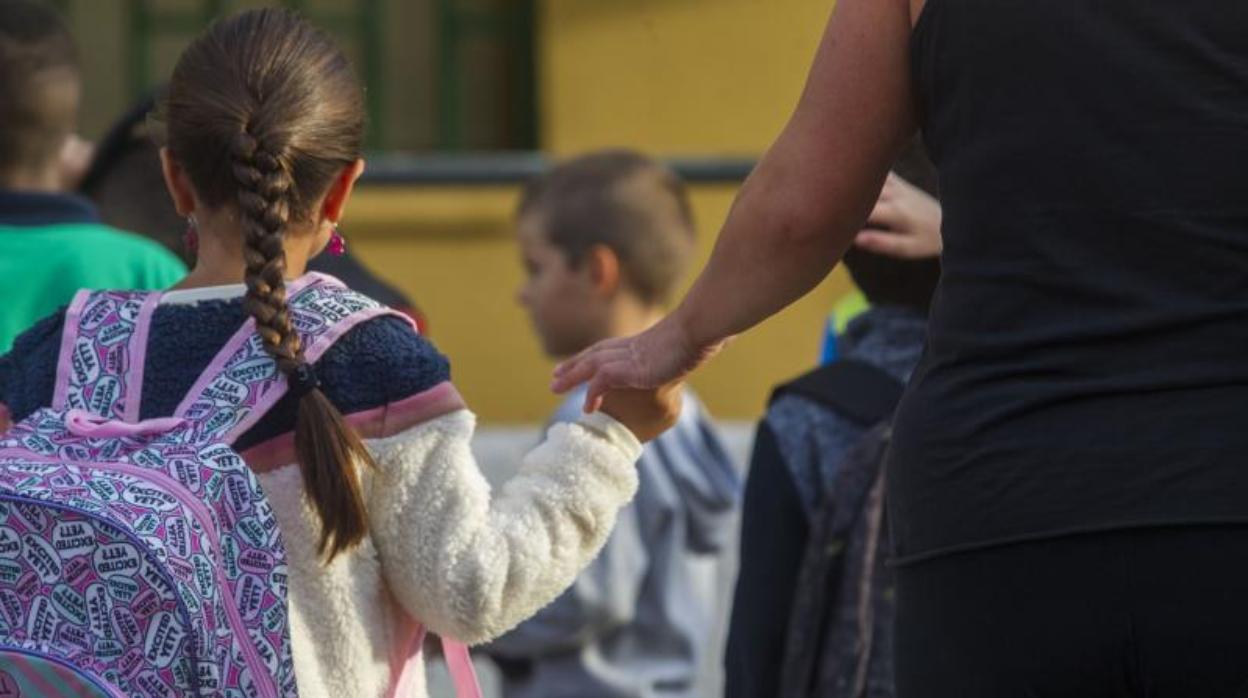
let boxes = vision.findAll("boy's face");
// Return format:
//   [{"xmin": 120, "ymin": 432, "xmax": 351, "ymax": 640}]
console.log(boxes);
[{"xmin": 515, "ymin": 213, "xmax": 608, "ymax": 359}]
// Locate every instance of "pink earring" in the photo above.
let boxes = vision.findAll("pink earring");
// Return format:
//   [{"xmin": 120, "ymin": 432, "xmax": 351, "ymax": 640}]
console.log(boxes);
[
  {"xmin": 327, "ymin": 225, "xmax": 346, "ymax": 257},
  {"xmin": 183, "ymin": 215, "xmax": 199, "ymax": 256}
]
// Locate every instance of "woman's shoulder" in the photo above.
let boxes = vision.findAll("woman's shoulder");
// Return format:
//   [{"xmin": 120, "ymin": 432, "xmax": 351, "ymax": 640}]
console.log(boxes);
[{"xmin": 316, "ymin": 313, "xmax": 451, "ymax": 411}]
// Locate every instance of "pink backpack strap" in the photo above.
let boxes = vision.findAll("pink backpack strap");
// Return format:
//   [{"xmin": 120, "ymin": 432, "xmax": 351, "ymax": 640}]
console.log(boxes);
[
  {"xmin": 442, "ymin": 639, "xmax": 482, "ymax": 698},
  {"xmin": 388, "ymin": 617, "xmax": 482, "ymax": 698},
  {"xmin": 51, "ymin": 289, "xmax": 162, "ymax": 421},
  {"xmin": 173, "ymin": 273, "xmax": 414, "ymax": 444}
]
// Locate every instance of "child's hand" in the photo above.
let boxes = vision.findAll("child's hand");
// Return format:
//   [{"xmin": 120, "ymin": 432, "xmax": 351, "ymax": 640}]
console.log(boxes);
[
  {"xmin": 853, "ymin": 172, "xmax": 943, "ymax": 259},
  {"xmin": 598, "ymin": 383, "xmax": 683, "ymax": 443}
]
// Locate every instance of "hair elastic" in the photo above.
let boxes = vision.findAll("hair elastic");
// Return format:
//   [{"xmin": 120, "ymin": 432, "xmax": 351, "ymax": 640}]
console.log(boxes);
[{"xmin": 288, "ymin": 362, "xmax": 321, "ymax": 398}]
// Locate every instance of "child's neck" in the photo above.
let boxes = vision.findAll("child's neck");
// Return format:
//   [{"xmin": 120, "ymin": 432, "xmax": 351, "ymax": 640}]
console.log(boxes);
[
  {"xmin": 0, "ymin": 165, "xmax": 63, "ymax": 193},
  {"xmin": 173, "ymin": 216, "xmax": 312, "ymax": 291},
  {"xmin": 602, "ymin": 301, "xmax": 667, "ymax": 343}
]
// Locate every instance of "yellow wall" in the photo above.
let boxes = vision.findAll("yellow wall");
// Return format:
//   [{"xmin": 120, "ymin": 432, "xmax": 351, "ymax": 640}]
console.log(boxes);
[
  {"xmin": 538, "ymin": 0, "xmax": 834, "ymax": 155},
  {"xmin": 348, "ymin": 0, "xmax": 851, "ymax": 423}
]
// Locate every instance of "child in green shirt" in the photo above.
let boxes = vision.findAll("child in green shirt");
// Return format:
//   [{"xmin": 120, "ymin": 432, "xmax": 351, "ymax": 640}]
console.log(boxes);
[{"xmin": 0, "ymin": 0, "xmax": 185, "ymax": 352}]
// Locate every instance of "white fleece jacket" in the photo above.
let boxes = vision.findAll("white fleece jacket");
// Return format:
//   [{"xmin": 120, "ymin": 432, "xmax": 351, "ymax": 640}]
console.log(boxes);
[{"xmin": 254, "ymin": 408, "xmax": 642, "ymax": 698}]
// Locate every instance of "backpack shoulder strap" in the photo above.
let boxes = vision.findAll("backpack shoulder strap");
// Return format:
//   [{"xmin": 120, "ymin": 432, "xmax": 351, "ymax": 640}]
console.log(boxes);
[
  {"xmin": 388, "ymin": 620, "xmax": 482, "ymax": 698},
  {"xmin": 52, "ymin": 289, "xmax": 162, "ymax": 421},
  {"xmin": 173, "ymin": 273, "xmax": 414, "ymax": 445},
  {"xmin": 770, "ymin": 359, "xmax": 905, "ymax": 427}
]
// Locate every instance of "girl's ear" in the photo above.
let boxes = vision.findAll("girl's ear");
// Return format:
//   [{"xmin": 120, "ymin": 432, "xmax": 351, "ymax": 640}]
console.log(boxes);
[
  {"xmin": 320, "ymin": 159, "xmax": 365, "ymax": 224},
  {"xmin": 159, "ymin": 147, "xmax": 197, "ymax": 216}
]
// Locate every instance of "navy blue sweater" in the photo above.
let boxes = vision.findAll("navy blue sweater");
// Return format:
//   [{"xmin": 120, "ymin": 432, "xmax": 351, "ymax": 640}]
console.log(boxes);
[{"xmin": 0, "ymin": 298, "xmax": 450, "ymax": 450}]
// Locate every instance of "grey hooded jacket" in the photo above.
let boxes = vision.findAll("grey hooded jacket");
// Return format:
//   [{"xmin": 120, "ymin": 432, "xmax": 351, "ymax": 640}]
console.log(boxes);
[{"xmin": 486, "ymin": 387, "xmax": 741, "ymax": 697}]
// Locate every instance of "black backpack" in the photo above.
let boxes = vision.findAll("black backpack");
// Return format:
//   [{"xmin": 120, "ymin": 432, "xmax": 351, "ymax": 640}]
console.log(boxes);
[{"xmin": 775, "ymin": 360, "xmax": 904, "ymax": 698}]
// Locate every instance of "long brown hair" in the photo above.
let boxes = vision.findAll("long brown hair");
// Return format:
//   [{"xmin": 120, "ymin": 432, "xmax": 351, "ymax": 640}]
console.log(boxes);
[{"xmin": 164, "ymin": 8, "xmax": 372, "ymax": 561}]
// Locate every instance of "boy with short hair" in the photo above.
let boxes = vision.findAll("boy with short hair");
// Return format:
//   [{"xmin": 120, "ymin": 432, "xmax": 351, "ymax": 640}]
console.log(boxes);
[
  {"xmin": 488, "ymin": 150, "xmax": 741, "ymax": 697},
  {"xmin": 0, "ymin": 0, "xmax": 185, "ymax": 352}
]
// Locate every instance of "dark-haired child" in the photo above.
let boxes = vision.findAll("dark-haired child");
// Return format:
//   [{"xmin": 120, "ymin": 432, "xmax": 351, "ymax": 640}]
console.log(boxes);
[{"xmin": 0, "ymin": 0, "xmax": 185, "ymax": 352}]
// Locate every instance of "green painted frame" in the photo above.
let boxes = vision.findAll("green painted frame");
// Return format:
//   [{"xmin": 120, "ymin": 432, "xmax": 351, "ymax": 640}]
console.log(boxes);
[
  {"xmin": 120, "ymin": 0, "xmax": 387, "ymax": 147},
  {"xmin": 51, "ymin": 0, "xmax": 536, "ymax": 151},
  {"xmin": 435, "ymin": 0, "xmax": 536, "ymax": 150}
]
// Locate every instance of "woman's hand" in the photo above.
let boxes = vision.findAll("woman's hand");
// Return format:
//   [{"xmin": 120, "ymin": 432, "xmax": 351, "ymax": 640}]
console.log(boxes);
[
  {"xmin": 598, "ymin": 382, "xmax": 684, "ymax": 443},
  {"xmin": 853, "ymin": 172, "xmax": 943, "ymax": 259},
  {"xmin": 553, "ymin": 312, "xmax": 723, "ymax": 414}
]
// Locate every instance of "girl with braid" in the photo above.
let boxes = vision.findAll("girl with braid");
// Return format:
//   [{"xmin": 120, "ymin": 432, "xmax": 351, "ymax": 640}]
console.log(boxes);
[{"xmin": 0, "ymin": 9, "xmax": 678, "ymax": 697}]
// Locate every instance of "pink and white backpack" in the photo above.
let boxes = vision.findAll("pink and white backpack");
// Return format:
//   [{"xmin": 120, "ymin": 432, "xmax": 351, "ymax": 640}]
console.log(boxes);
[{"xmin": 0, "ymin": 274, "xmax": 480, "ymax": 697}]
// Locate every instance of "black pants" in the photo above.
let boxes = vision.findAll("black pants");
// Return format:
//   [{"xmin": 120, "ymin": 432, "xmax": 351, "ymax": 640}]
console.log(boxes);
[{"xmin": 895, "ymin": 526, "xmax": 1248, "ymax": 698}]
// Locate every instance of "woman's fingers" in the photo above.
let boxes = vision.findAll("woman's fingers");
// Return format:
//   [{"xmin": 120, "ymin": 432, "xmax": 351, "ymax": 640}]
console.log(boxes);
[
  {"xmin": 553, "ymin": 315, "xmax": 708, "ymax": 412},
  {"xmin": 552, "ymin": 339, "xmax": 614, "ymax": 391},
  {"xmin": 552, "ymin": 342, "xmax": 633, "ymax": 394},
  {"xmin": 551, "ymin": 351, "xmax": 600, "ymax": 394},
  {"xmin": 552, "ymin": 345, "xmax": 589, "ymax": 379}
]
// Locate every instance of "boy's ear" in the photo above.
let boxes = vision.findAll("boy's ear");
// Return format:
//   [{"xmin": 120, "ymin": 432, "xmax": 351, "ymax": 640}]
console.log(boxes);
[{"xmin": 586, "ymin": 244, "xmax": 622, "ymax": 297}]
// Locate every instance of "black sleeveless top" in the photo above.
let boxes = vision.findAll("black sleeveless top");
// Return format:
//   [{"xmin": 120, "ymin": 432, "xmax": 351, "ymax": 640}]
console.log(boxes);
[{"xmin": 888, "ymin": 0, "xmax": 1248, "ymax": 563}]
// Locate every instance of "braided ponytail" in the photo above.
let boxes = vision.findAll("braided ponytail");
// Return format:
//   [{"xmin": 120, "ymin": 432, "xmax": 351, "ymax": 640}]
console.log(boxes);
[
  {"xmin": 166, "ymin": 8, "xmax": 373, "ymax": 562},
  {"xmin": 230, "ymin": 129, "xmax": 375, "ymax": 561}
]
